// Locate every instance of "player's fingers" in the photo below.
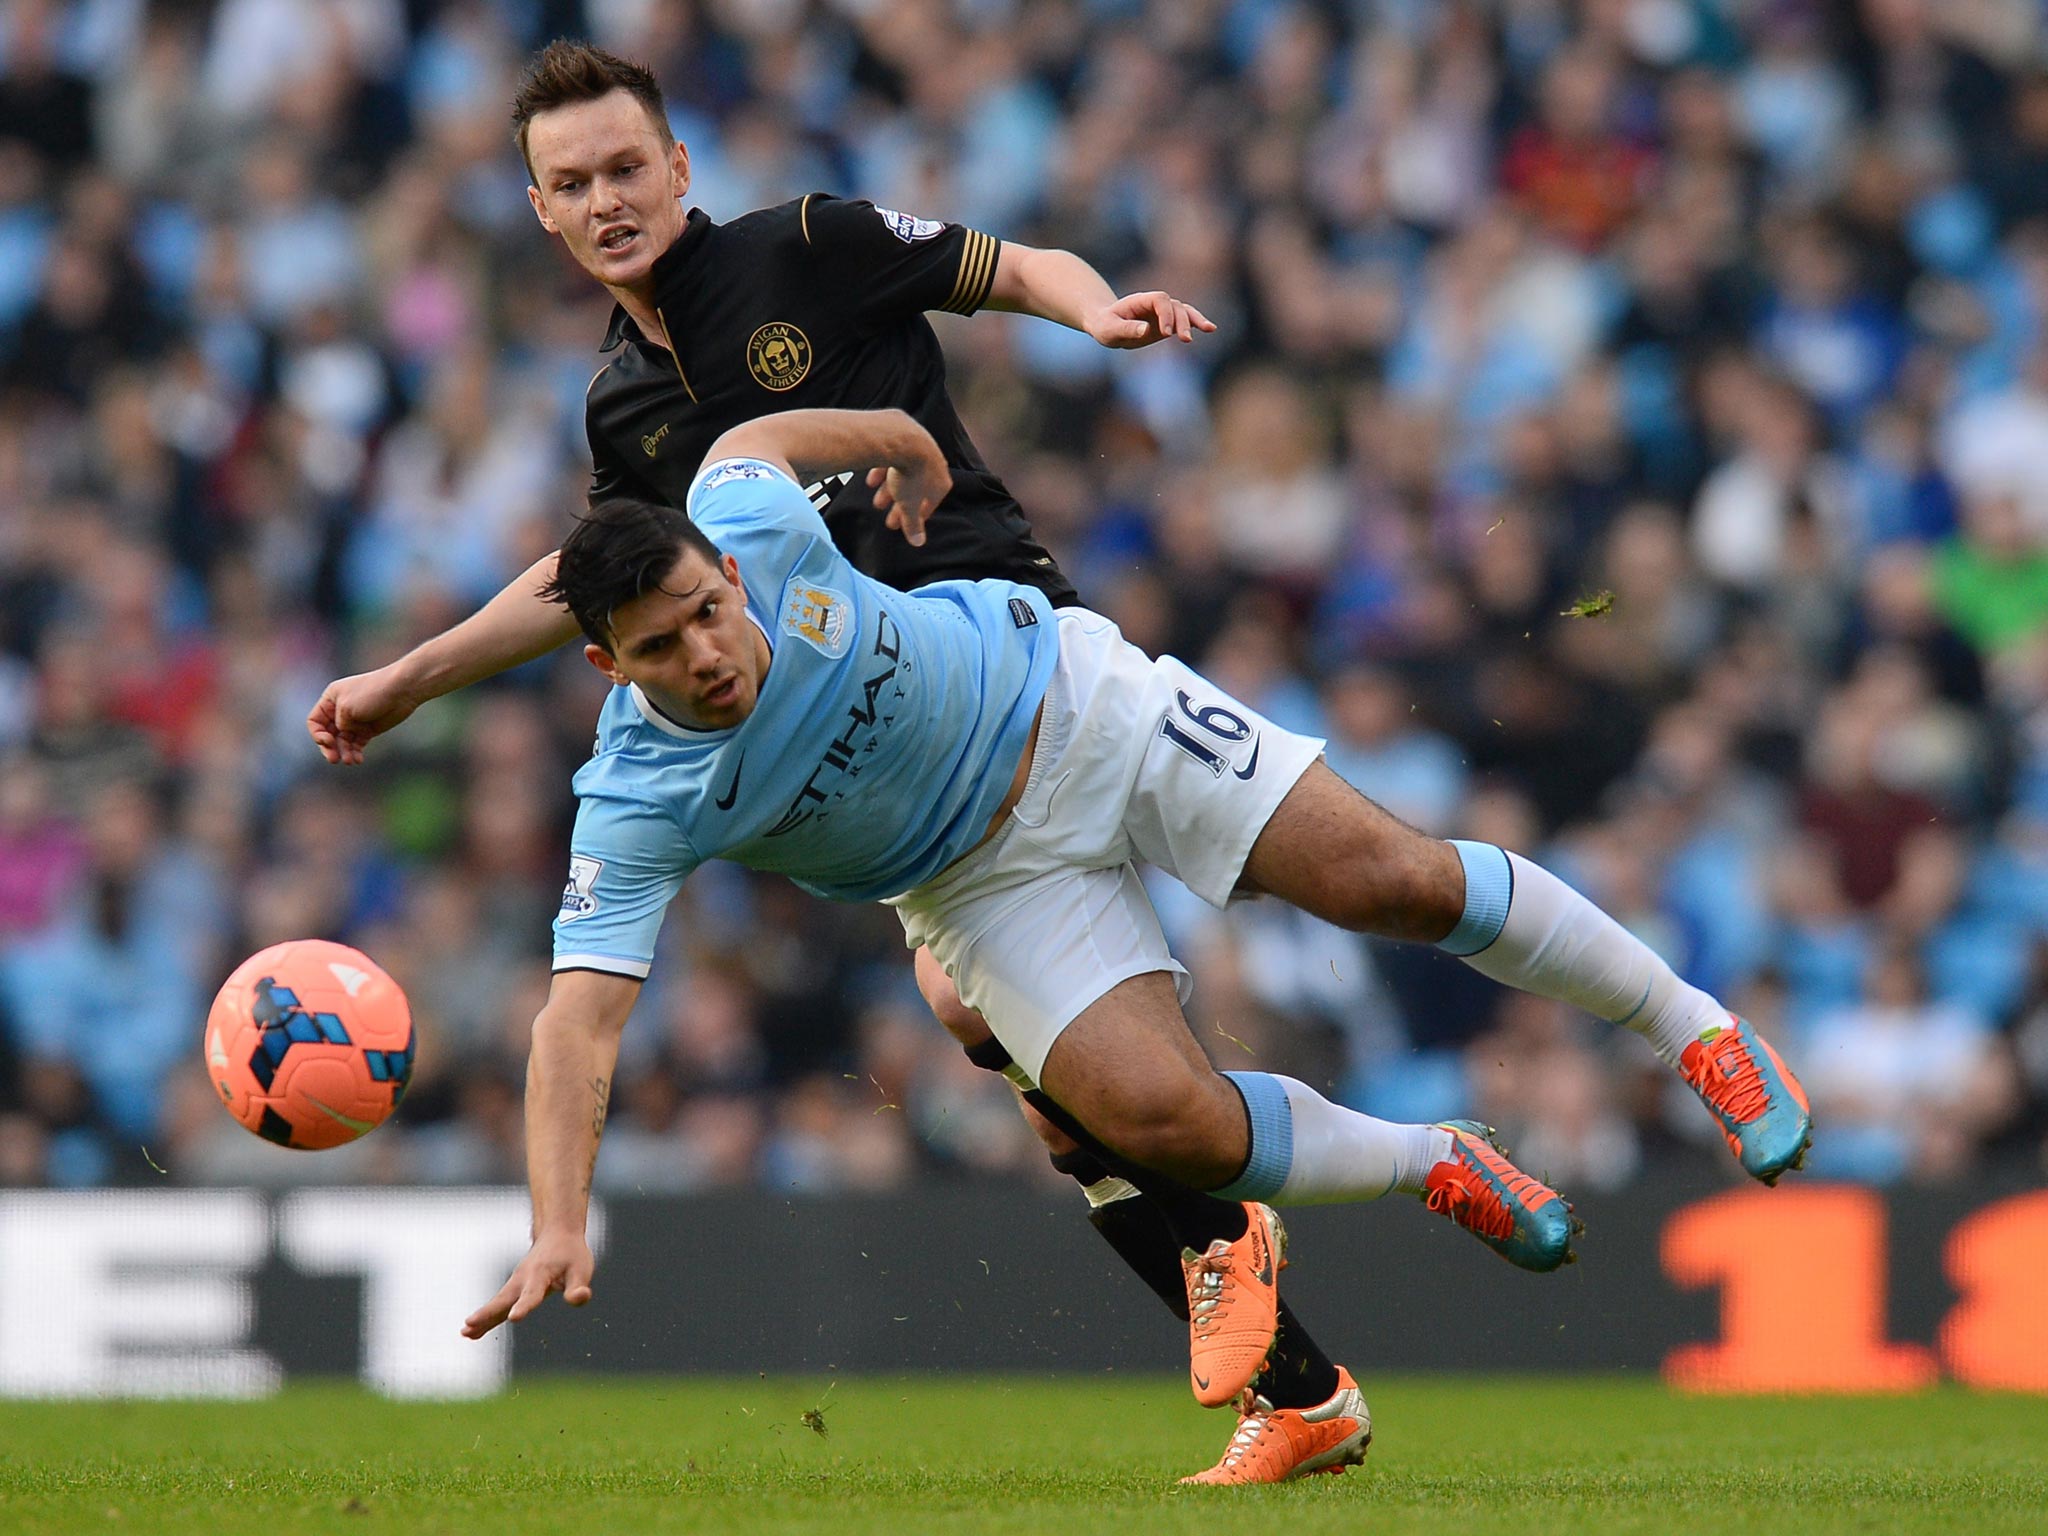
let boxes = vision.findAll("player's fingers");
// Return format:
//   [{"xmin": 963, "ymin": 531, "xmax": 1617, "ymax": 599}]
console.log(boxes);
[
  {"xmin": 505, "ymin": 1284, "xmax": 545, "ymax": 1324},
  {"xmin": 1187, "ymin": 303, "xmax": 1217, "ymax": 332},
  {"xmin": 564, "ymin": 1252, "xmax": 596, "ymax": 1308},
  {"xmin": 866, "ymin": 466, "xmax": 885, "ymax": 488},
  {"xmin": 460, "ymin": 1307, "xmax": 500, "ymax": 1339},
  {"xmin": 463, "ymin": 1278, "xmax": 521, "ymax": 1337},
  {"xmin": 306, "ymin": 697, "xmax": 339, "ymax": 753}
]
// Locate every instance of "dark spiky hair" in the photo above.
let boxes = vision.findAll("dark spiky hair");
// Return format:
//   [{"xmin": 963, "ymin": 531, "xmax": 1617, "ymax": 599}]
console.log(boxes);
[
  {"xmin": 542, "ymin": 497, "xmax": 724, "ymax": 650},
  {"xmin": 511, "ymin": 40, "xmax": 671, "ymax": 181}
]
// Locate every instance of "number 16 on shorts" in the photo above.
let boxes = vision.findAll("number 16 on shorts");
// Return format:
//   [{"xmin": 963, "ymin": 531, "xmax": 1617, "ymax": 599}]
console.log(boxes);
[{"xmin": 1158, "ymin": 690, "xmax": 1261, "ymax": 780}]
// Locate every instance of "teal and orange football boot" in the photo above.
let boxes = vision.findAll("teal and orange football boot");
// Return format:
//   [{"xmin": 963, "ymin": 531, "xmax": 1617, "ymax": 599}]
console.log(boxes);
[
  {"xmin": 1680, "ymin": 1014, "xmax": 1812, "ymax": 1185},
  {"xmin": 1423, "ymin": 1120, "xmax": 1578, "ymax": 1272}
]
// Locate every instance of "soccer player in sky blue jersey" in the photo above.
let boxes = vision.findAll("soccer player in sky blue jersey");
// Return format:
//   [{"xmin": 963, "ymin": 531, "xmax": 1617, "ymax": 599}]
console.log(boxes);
[
  {"xmin": 464, "ymin": 409, "xmax": 1813, "ymax": 1423},
  {"xmin": 550, "ymin": 453, "xmax": 1057, "ymax": 973}
]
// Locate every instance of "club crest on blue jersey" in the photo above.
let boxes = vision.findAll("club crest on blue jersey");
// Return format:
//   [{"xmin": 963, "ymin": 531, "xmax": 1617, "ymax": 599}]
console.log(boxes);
[
  {"xmin": 876, "ymin": 207, "xmax": 944, "ymax": 243},
  {"xmin": 559, "ymin": 855, "xmax": 603, "ymax": 922},
  {"xmin": 782, "ymin": 583, "xmax": 853, "ymax": 657},
  {"xmin": 699, "ymin": 459, "xmax": 780, "ymax": 492}
]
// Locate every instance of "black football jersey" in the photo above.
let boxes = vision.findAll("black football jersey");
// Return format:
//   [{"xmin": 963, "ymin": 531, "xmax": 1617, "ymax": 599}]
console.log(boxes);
[{"xmin": 583, "ymin": 195, "xmax": 1079, "ymax": 607}]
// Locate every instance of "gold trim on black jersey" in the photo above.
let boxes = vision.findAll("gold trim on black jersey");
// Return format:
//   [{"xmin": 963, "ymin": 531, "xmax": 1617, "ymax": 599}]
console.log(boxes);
[
  {"xmin": 942, "ymin": 230, "xmax": 999, "ymax": 315},
  {"xmin": 653, "ymin": 308, "xmax": 700, "ymax": 403},
  {"xmin": 800, "ymin": 193, "xmax": 814, "ymax": 246}
]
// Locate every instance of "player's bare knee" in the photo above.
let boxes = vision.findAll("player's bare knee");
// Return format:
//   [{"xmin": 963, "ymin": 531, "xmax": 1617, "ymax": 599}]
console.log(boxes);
[
  {"xmin": 913, "ymin": 946, "xmax": 991, "ymax": 1048},
  {"xmin": 1019, "ymin": 1098, "xmax": 1079, "ymax": 1159}
]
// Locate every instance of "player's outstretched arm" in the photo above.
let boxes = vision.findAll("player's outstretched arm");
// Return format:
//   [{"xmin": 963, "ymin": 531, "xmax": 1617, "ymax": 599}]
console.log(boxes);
[
  {"xmin": 308, "ymin": 552, "xmax": 582, "ymax": 766},
  {"xmin": 462, "ymin": 967, "xmax": 641, "ymax": 1340},
  {"xmin": 986, "ymin": 243, "xmax": 1216, "ymax": 349},
  {"xmin": 707, "ymin": 408, "xmax": 950, "ymax": 547}
]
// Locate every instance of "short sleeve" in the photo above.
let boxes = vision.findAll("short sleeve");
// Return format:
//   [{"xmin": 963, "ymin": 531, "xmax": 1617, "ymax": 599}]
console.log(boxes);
[
  {"xmin": 551, "ymin": 794, "xmax": 696, "ymax": 979},
  {"xmin": 798, "ymin": 193, "xmax": 1000, "ymax": 322},
  {"xmin": 686, "ymin": 456, "xmax": 830, "ymax": 548}
]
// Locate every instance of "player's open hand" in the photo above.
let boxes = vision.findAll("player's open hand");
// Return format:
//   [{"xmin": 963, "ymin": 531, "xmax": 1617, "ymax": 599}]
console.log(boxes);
[
  {"xmin": 866, "ymin": 437, "xmax": 951, "ymax": 548},
  {"xmin": 307, "ymin": 665, "xmax": 422, "ymax": 766},
  {"xmin": 1085, "ymin": 291, "xmax": 1217, "ymax": 349},
  {"xmin": 462, "ymin": 1231, "xmax": 595, "ymax": 1339}
]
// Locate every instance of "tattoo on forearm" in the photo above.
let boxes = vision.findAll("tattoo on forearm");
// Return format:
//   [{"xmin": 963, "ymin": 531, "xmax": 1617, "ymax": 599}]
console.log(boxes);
[{"xmin": 581, "ymin": 1075, "xmax": 611, "ymax": 1199}]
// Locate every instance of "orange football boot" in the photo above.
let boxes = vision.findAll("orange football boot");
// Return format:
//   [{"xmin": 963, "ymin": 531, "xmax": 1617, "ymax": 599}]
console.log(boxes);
[
  {"xmin": 1181, "ymin": 1201, "xmax": 1286, "ymax": 1408},
  {"xmin": 1180, "ymin": 1367, "xmax": 1372, "ymax": 1485}
]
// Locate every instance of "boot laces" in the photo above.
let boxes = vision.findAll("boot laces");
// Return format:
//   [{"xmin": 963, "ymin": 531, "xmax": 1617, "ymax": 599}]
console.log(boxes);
[
  {"xmin": 1684, "ymin": 1030, "xmax": 1769, "ymax": 1126},
  {"xmin": 1187, "ymin": 1245, "xmax": 1234, "ymax": 1338},
  {"xmin": 1220, "ymin": 1398, "xmax": 1274, "ymax": 1466},
  {"xmin": 1426, "ymin": 1139, "xmax": 1550, "ymax": 1241},
  {"xmin": 1426, "ymin": 1170, "xmax": 1514, "ymax": 1241}
]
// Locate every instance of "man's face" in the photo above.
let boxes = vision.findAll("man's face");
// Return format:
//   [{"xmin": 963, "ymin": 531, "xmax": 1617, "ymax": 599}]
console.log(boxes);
[
  {"xmin": 526, "ymin": 90, "xmax": 691, "ymax": 293},
  {"xmin": 589, "ymin": 547, "xmax": 767, "ymax": 729}
]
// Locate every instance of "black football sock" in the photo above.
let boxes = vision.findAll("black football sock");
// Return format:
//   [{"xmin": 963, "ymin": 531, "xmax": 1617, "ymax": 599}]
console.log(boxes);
[
  {"xmin": 1055, "ymin": 1150, "xmax": 1191, "ymax": 1317},
  {"xmin": 1254, "ymin": 1307, "xmax": 1343, "ymax": 1410},
  {"xmin": 1057, "ymin": 1152, "xmax": 1341, "ymax": 1409}
]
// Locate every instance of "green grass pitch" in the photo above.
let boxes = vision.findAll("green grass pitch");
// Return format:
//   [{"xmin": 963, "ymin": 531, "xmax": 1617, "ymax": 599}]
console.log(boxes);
[{"xmin": 3, "ymin": 1376, "xmax": 2043, "ymax": 1535}]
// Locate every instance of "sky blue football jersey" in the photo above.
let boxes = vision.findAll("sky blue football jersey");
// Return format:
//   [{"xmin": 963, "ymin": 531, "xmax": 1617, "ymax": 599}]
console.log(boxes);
[{"xmin": 552, "ymin": 456, "xmax": 1058, "ymax": 979}]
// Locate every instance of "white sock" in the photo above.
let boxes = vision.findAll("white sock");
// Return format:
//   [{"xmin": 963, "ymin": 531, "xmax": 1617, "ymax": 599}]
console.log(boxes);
[
  {"xmin": 1443, "ymin": 843, "xmax": 1724, "ymax": 1067},
  {"xmin": 1217, "ymin": 1071, "xmax": 1450, "ymax": 1204}
]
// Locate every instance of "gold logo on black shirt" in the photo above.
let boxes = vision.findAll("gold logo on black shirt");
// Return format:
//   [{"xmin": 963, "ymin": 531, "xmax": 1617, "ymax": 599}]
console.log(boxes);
[
  {"xmin": 641, "ymin": 423, "xmax": 670, "ymax": 457},
  {"xmin": 747, "ymin": 322, "xmax": 812, "ymax": 392}
]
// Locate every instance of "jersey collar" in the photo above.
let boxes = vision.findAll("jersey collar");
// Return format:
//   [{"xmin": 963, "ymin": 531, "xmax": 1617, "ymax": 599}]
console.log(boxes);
[{"xmin": 599, "ymin": 206, "xmax": 716, "ymax": 352}]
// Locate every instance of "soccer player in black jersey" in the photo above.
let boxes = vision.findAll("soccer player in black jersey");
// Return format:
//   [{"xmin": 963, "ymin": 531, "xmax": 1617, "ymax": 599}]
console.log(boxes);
[{"xmin": 307, "ymin": 41, "xmax": 1365, "ymax": 1481}]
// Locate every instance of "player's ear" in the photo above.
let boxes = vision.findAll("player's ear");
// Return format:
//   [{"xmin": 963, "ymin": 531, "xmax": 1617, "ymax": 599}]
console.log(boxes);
[
  {"xmin": 584, "ymin": 642, "xmax": 626, "ymax": 686},
  {"xmin": 528, "ymin": 183, "xmax": 559, "ymax": 236},
  {"xmin": 720, "ymin": 552, "xmax": 743, "ymax": 599},
  {"xmin": 670, "ymin": 137, "xmax": 690, "ymax": 200}
]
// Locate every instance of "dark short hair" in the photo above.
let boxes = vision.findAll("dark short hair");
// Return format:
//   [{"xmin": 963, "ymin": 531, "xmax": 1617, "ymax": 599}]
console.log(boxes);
[
  {"xmin": 511, "ymin": 40, "xmax": 671, "ymax": 181},
  {"xmin": 542, "ymin": 498, "xmax": 725, "ymax": 650}
]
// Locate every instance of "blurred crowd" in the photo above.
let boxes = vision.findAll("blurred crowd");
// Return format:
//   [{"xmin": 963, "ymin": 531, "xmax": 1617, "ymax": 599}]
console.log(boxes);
[{"xmin": 2, "ymin": 0, "xmax": 2047, "ymax": 1196}]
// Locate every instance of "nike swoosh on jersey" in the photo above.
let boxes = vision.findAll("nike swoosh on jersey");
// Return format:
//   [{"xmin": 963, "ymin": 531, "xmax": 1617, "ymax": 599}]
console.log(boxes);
[
  {"xmin": 304, "ymin": 1096, "xmax": 376, "ymax": 1137},
  {"xmin": 1233, "ymin": 739, "xmax": 1262, "ymax": 781},
  {"xmin": 714, "ymin": 750, "xmax": 747, "ymax": 811}
]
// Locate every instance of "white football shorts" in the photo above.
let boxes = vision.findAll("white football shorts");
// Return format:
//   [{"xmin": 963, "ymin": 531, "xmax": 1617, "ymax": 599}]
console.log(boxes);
[{"xmin": 887, "ymin": 608, "xmax": 1325, "ymax": 1083}]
